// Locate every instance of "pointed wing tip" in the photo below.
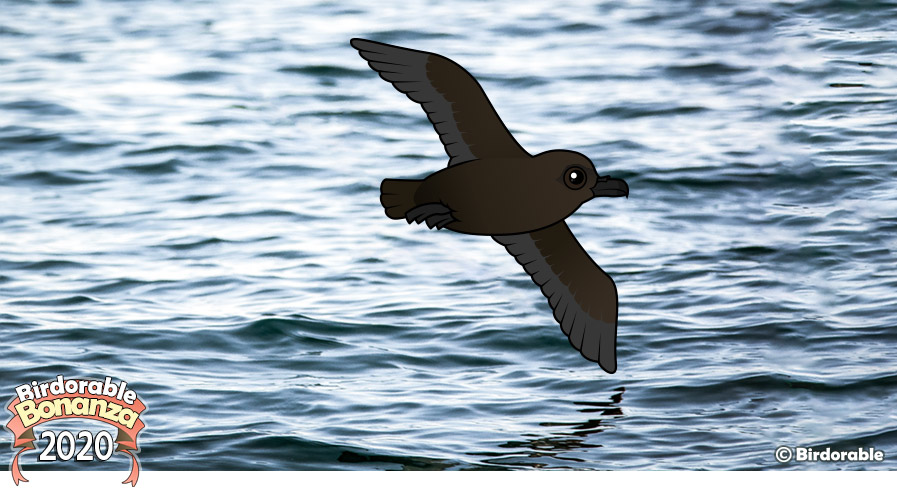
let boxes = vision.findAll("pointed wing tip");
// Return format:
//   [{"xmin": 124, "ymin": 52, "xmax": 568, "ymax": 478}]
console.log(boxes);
[
  {"xmin": 350, "ymin": 38, "xmax": 399, "ymax": 53},
  {"xmin": 349, "ymin": 38, "xmax": 387, "ymax": 55},
  {"xmin": 581, "ymin": 326, "xmax": 618, "ymax": 374},
  {"xmin": 597, "ymin": 356, "xmax": 617, "ymax": 374},
  {"xmin": 349, "ymin": 38, "xmax": 373, "ymax": 52},
  {"xmin": 575, "ymin": 337, "xmax": 617, "ymax": 374}
]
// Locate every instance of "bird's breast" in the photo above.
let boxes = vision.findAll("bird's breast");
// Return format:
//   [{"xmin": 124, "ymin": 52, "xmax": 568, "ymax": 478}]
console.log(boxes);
[{"xmin": 419, "ymin": 160, "xmax": 577, "ymax": 235}]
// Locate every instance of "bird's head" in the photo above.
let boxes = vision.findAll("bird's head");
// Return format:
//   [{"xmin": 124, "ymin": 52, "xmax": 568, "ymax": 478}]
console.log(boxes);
[{"xmin": 536, "ymin": 150, "xmax": 629, "ymax": 208}]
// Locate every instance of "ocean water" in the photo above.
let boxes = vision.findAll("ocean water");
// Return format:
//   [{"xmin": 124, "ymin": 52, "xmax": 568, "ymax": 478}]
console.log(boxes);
[{"xmin": 2, "ymin": 0, "xmax": 897, "ymax": 472}]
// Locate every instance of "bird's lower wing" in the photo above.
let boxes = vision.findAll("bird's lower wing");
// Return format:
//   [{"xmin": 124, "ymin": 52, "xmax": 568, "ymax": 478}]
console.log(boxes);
[{"xmin": 493, "ymin": 222, "xmax": 618, "ymax": 373}]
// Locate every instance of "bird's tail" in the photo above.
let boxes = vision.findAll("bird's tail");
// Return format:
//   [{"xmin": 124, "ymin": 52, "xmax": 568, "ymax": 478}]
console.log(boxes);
[{"xmin": 380, "ymin": 178, "xmax": 423, "ymax": 220}]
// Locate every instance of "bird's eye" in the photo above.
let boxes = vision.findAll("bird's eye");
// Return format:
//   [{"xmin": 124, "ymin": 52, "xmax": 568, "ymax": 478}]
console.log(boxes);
[{"xmin": 564, "ymin": 166, "xmax": 586, "ymax": 190}]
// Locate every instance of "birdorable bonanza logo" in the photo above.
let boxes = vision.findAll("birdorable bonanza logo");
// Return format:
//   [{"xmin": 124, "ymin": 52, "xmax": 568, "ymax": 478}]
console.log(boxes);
[{"xmin": 5, "ymin": 376, "xmax": 147, "ymax": 486}]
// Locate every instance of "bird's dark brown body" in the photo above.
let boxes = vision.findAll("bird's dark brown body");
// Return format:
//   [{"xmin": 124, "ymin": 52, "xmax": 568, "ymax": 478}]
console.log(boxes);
[
  {"xmin": 421, "ymin": 157, "xmax": 564, "ymax": 235},
  {"xmin": 385, "ymin": 152, "xmax": 607, "ymax": 236},
  {"xmin": 352, "ymin": 38, "xmax": 628, "ymax": 373}
]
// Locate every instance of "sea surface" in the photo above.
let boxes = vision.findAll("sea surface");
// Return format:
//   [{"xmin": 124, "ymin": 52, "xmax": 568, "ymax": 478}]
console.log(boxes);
[{"xmin": 2, "ymin": 0, "xmax": 897, "ymax": 471}]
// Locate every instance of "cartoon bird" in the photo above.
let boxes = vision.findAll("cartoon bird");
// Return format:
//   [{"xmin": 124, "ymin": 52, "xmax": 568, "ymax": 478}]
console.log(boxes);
[{"xmin": 351, "ymin": 38, "xmax": 628, "ymax": 373}]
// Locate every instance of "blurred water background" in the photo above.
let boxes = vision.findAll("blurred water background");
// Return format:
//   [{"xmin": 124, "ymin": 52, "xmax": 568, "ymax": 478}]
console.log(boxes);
[{"xmin": 2, "ymin": 0, "xmax": 897, "ymax": 471}]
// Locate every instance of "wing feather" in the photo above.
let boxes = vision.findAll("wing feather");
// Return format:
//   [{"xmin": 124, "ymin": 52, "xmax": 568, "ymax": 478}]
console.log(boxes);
[
  {"xmin": 494, "ymin": 222, "xmax": 618, "ymax": 373},
  {"xmin": 351, "ymin": 38, "xmax": 529, "ymax": 166}
]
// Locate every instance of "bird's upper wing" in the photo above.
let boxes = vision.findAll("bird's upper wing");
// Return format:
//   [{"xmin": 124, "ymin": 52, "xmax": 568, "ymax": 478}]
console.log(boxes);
[
  {"xmin": 493, "ymin": 222, "xmax": 618, "ymax": 373},
  {"xmin": 350, "ymin": 38, "xmax": 530, "ymax": 166}
]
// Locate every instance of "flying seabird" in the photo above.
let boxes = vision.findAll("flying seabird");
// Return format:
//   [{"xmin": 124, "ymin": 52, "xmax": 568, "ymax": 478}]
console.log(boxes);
[{"xmin": 351, "ymin": 38, "xmax": 628, "ymax": 373}]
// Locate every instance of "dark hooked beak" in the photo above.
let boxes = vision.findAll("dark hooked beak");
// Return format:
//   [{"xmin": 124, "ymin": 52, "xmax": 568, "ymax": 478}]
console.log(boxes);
[{"xmin": 592, "ymin": 176, "xmax": 629, "ymax": 198}]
